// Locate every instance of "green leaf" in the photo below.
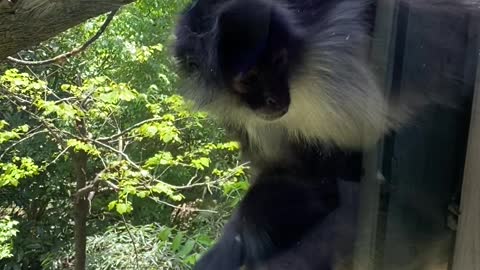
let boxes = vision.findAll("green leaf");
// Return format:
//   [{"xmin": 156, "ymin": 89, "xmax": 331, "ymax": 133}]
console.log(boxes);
[
  {"xmin": 151, "ymin": 182, "xmax": 174, "ymax": 196},
  {"xmin": 223, "ymin": 181, "xmax": 250, "ymax": 195},
  {"xmin": 117, "ymin": 83, "xmax": 137, "ymax": 101},
  {"xmin": 183, "ymin": 254, "xmax": 197, "ymax": 265},
  {"xmin": 0, "ymin": 120, "xmax": 8, "ymax": 130},
  {"xmin": 115, "ymin": 202, "xmax": 132, "ymax": 215},
  {"xmin": 144, "ymin": 151, "xmax": 174, "ymax": 168},
  {"xmin": 136, "ymin": 191, "xmax": 149, "ymax": 198},
  {"xmin": 218, "ymin": 141, "xmax": 241, "ymax": 151},
  {"xmin": 178, "ymin": 240, "xmax": 195, "ymax": 258},
  {"xmin": 171, "ymin": 232, "xmax": 184, "ymax": 252},
  {"xmin": 95, "ymin": 82, "xmax": 138, "ymax": 104},
  {"xmin": 191, "ymin": 157, "xmax": 210, "ymax": 170},
  {"xmin": 67, "ymin": 139, "xmax": 100, "ymax": 156},
  {"xmin": 123, "ymin": 185, "xmax": 137, "ymax": 195},
  {"xmin": 196, "ymin": 234, "xmax": 213, "ymax": 246},
  {"xmin": 158, "ymin": 228, "xmax": 171, "ymax": 241},
  {"xmin": 0, "ymin": 216, "xmax": 19, "ymax": 260},
  {"xmin": 60, "ymin": 84, "xmax": 70, "ymax": 91},
  {"xmin": 107, "ymin": 201, "xmax": 117, "ymax": 211},
  {"xmin": 0, "ymin": 157, "xmax": 41, "ymax": 188}
]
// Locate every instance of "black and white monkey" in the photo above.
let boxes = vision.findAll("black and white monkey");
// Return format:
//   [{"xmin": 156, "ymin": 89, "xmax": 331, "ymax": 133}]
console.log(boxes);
[{"xmin": 172, "ymin": 0, "xmax": 478, "ymax": 269}]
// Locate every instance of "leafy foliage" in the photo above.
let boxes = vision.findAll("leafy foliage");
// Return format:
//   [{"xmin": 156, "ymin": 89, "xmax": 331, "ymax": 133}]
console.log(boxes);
[
  {"xmin": 0, "ymin": 217, "xmax": 18, "ymax": 260},
  {"xmin": 43, "ymin": 224, "xmax": 202, "ymax": 270},
  {"xmin": 0, "ymin": 0, "xmax": 249, "ymax": 269}
]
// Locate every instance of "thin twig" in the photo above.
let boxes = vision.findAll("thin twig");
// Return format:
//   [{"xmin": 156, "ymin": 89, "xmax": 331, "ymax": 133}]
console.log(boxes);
[
  {"xmin": 0, "ymin": 94, "xmax": 66, "ymax": 145},
  {"xmin": 163, "ymin": 162, "xmax": 250, "ymax": 190},
  {"xmin": 45, "ymin": 139, "xmax": 70, "ymax": 165},
  {"xmin": 121, "ymin": 215, "xmax": 140, "ymax": 270},
  {"xmin": 150, "ymin": 197, "xmax": 217, "ymax": 214},
  {"xmin": 92, "ymin": 139, "xmax": 142, "ymax": 170},
  {"xmin": 0, "ymin": 129, "xmax": 47, "ymax": 160},
  {"xmin": 97, "ymin": 117, "xmax": 163, "ymax": 142},
  {"xmin": 7, "ymin": 9, "xmax": 119, "ymax": 66}
]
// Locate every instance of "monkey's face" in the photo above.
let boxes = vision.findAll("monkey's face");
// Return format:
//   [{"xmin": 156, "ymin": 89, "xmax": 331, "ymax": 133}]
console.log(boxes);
[
  {"xmin": 173, "ymin": 0, "xmax": 299, "ymax": 123},
  {"xmin": 229, "ymin": 49, "xmax": 291, "ymax": 121}
]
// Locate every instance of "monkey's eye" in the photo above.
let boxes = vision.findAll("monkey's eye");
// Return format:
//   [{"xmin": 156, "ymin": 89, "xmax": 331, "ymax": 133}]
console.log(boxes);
[
  {"xmin": 243, "ymin": 76, "xmax": 259, "ymax": 87},
  {"xmin": 184, "ymin": 56, "xmax": 199, "ymax": 71},
  {"xmin": 242, "ymin": 70, "xmax": 260, "ymax": 87},
  {"xmin": 188, "ymin": 61, "xmax": 199, "ymax": 70}
]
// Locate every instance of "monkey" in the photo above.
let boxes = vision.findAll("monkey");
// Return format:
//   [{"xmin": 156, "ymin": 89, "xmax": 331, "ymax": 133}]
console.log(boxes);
[{"xmin": 172, "ymin": 0, "xmax": 478, "ymax": 269}]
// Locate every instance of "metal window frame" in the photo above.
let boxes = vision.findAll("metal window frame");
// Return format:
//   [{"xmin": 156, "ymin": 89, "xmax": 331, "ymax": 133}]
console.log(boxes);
[
  {"xmin": 353, "ymin": 1, "xmax": 401, "ymax": 269},
  {"xmin": 451, "ymin": 26, "xmax": 480, "ymax": 270}
]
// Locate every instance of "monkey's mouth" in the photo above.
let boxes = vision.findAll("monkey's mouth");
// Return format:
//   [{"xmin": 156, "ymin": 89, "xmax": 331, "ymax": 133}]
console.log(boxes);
[{"xmin": 255, "ymin": 107, "xmax": 289, "ymax": 121}]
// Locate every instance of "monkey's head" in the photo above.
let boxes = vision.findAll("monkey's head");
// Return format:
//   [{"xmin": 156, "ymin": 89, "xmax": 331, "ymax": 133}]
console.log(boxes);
[
  {"xmin": 174, "ymin": 0, "xmax": 304, "ymax": 122},
  {"xmin": 174, "ymin": 0, "xmax": 415, "ymax": 148}
]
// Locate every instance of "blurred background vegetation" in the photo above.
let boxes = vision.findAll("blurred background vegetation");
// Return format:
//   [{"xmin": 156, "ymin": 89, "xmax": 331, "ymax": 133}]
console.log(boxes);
[{"xmin": 0, "ymin": 0, "xmax": 249, "ymax": 269}]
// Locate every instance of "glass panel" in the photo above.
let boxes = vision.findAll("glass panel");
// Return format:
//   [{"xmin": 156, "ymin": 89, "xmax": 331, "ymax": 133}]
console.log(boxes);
[{"xmin": 353, "ymin": 1, "xmax": 477, "ymax": 269}]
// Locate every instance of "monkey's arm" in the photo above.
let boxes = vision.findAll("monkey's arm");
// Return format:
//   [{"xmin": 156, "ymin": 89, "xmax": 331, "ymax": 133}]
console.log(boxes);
[
  {"xmin": 193, "ymin": 214, "xmax": 245, "ymax": 270},
  {"xmin": 193, "ymin": 173, "xmax": 339, "ymax": 270}
]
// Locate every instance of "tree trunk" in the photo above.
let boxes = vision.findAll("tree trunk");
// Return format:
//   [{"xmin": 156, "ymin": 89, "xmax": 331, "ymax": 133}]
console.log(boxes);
[
  {"xmin": 72, "ymin": 119, "xmax": 89, "ymax": 270},
  {"xmin": 0, "ymin": 0, "xmax": 134, "ymax": 60}
]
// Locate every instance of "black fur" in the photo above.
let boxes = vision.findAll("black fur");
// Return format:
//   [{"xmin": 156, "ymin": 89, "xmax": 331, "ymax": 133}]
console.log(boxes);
[{"xmin": 193, "ymin": 174, "xmax": 360, "ymax": 270}]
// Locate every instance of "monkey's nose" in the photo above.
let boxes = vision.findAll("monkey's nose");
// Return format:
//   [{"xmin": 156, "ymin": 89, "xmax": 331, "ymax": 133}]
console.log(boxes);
[{"xmin": 265, "ymin": 97, "xmax": 278, "ymax": 106}]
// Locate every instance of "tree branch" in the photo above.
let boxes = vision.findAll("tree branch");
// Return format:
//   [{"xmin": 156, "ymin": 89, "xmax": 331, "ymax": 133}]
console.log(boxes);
[
  {"xmin": 150, "ymin": 197, "xmax": 217, "ymax": 214},
  {"xmin": 7, "ymin": 9, "xmax": 118, "ymax": 66},
  {"xmin": 97, "ymin": 117, "xmax": 163, "ymax": 142},
  {"xmin": 44, "ymin": 146, "xmax": 72, "ymax": 168},
  {"xmin": 0, "ymin": 129, "xmax": 48, "ymax": 160},
  {"xmin": 0, "ymin": 92, "xmax": 67, "ymax": 145},
  {"xmin": 121, "ymin": 215, "xmax": 140, "ymax": 270}
]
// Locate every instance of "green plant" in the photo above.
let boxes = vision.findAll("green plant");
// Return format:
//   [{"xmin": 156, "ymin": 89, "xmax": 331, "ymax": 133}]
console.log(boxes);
[{"xmin": 0, "ymin": 216, "xmax": 18, "ymax": 260}]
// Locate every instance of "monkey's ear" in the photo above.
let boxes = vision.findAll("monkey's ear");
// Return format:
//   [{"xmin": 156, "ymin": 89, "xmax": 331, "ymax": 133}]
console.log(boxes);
[{"xmin": 216, "ymin": 0, "xmax": 272, "ymax": 76}]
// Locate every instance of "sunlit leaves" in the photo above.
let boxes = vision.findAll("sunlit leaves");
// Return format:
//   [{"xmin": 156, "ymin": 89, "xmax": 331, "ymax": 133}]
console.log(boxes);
[
  {"xmin": 107, "ymin": 200, "xmax": 133, "ymax": 215},
  {"xmin": 163, "ymin": 95, "xmax": 185, "ymax": 109},
  {"xmin": 217, "ymin": 141, "xmax": 240, "ymax": 151},
  {"xmin": 95, "ymin": 83, "xmax": 138, "ymax": 103},
  {"xmin": 0, "ymin": 69, "xmax": 47, "ymax": 97},
  {"xmin": 0, "ymin": 122, "xmax": 29, "ymax": 144},
  {"xmin": 0, "ymin": 1, "xmax": 249, "ymax": 268},
  {"xmin": 131, "ymin": 43, "xmax": 164, "ymax": 63},
  {"xmin": 116, "ymin": 202, "xmax": 133, "ymax": 215},
  {"xmin": 0, "ymin": 120, "xmax": 8, "ymax": 130},
  {"xmin": 0, "ymin": 157, "xmax": 41, "ymax": 188},
  {"xmin": 67, "ymin": 139, "xmax": 101, "ymax": 156},
  {"xmin": 134, "ymin": 121, "xmax": 181, "ymax": 143},
  {"xmin": 36, "ymin": 100, "xmax": 82, "ymax": 122},
  {"xmin": 136, "ymin": 190, "xmax": 150, "ymax": 198},
  {"xmin": 191, "ymin": 157, "xmax": 210, "ymax": 171},
  {"xmin": 0, "ymin": 216, "xmax": 19, "ymax": 260},
  {"xmin": 145, "ymin": 151, "xmax": 176, "ymax": 167},
  {"xmin": 151, "ymin": 183, "xmax": 183, "ymax": 201}
]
